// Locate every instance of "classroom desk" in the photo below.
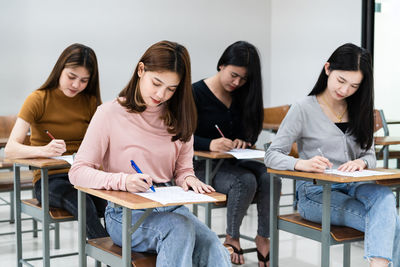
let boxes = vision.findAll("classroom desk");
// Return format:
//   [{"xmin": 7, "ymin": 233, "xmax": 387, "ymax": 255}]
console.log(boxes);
[
  {"xmin": 193, "ymin": 151, "xmax": 233, "ymax": 226},
  {"xmin": 0, "ymin": 137, "xmax": 8, "ymax": 147},
  {"xmin": 374, "ymin": 136, "xmax": 400, "ymax": 168},
  {"xmin": 75, "ymin": 185, "xmax": 226, "ymax": 267},
  {"xmin": 268, "ymin": 168, "xmax": 400, "ymax": 267},
  {"xmin": 9, "ymin": 157, "xmax": 75, "ymax": 267}
]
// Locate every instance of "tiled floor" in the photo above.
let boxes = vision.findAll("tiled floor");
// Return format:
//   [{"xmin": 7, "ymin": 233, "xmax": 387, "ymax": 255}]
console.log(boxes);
[{"xmin": 0, "ymin": 179, "xmax": 386, "ymax": 267}]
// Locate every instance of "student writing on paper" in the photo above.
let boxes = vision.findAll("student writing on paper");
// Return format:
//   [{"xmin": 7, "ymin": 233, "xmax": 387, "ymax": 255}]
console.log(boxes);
[
  {"xmin": 193, "ymin": 41, "xmax": 280, "ymax": 266},
  {"xmin": 265, "ymin": 43, "xmax": 400, "ymax": 267},
  {"xmin": 69, "ymin": 41, "xmax": 231, "ymax": 267},
  {"xmin": 5, "ymin": 44, "xmax": 108, "ymax": 239}
]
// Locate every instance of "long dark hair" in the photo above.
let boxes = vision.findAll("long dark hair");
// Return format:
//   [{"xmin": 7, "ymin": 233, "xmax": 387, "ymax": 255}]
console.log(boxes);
[
  {"xmin": 308, "ymin": 43, "xmax": 374, "ymax": 150},
  {"xmin": 38, "ymin": 43, "xmax": 102, "ymax": 106},
  {"xmin": 217, "ymin": 41, "xmax": 263, "ymax": 144},
  {"xmin": 118, "ymin": 40, "xmax": 196, "ymax": 142}
]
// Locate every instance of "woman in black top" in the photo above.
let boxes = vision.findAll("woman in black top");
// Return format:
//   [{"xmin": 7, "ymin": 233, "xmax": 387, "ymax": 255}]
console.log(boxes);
[{"xmin": 193, "ymin": 41, "xmax": 281, "ymax": 266}]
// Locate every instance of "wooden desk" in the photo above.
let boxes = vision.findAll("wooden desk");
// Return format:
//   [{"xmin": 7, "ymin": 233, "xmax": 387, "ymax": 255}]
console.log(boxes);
[
  {"xmin": 0, "ymin": 137, "xmax": 8, "ymax": 147},
  {"xmin": 75, "ymin": 186, "xmax": 226, "ymax": 267},
  {"xmin": 268, "ymin": 168, "xmax": 400, "ymax": 267},
  {"xmin": 193, "ymin": 151, "xmax": 233, "ymax": 226},
  {"xmin": 9, "ymin": 157, "xmax": 73, "ymax": 267},
  {"xmin": 386, "ymin": 120, "xmax": 400, "ymax": 125},
  {"xmin": 374, "ymin": 136, "xmax": 400, "ymax": 168}
]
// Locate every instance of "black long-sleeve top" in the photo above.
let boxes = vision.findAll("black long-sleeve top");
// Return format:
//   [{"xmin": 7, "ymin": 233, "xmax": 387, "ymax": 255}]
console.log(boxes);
[{"xmin": 193, "ymin": 80, "xmax": 246, "ymax": 151}]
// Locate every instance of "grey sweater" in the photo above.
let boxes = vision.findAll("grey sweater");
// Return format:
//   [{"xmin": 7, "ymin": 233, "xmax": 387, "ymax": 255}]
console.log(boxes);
[{"xmin": 264, "ymin": 96, "xmax": 376, "ymax": 174}]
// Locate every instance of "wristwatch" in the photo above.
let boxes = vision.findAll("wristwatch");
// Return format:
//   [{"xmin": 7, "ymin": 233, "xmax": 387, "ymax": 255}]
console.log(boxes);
[{"xmin": 362, "ymin": 158, "xmax": 368, "ymax": 168}]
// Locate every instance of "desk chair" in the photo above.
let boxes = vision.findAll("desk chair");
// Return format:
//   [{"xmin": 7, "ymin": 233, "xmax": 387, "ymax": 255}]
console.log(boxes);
[
  {"xmin": 263, "ymin": 105, "xmax": 298, "ymax": 206},
  {"xmin": 11, "ymin": 158, "xmax": 77, "ymax": 267},
  {"xmin": 268, "ymin": 168, "xmax": 400, "ymax": 267},
  {"xmin": 374, "ymin": 109, "xmax": 400, "ymax": 207},
  {"xmin": 0, "ymin": 115, "xmax": 38, "ymax": 237},
  {"xmin": 76, "ymin": 186, "xmax": 226, "ymax": 267},
  {"xmin": 192, "ymin": 151, "xmax": 258, "ymax": 255}
]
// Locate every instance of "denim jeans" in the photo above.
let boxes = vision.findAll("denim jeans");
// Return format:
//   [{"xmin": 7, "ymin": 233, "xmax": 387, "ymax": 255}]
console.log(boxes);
[
  {"xmin": 195, "ymin": 159, "xmax": 281, "ymax": 238},
  {"xmin": 105, "ymin": 204, "xmax": 231, "ymax": 267},
  {"xmin": 297, "ymin": 181, "xmax": 400, "ymax": 266},
  {"xmin": 34, "ymin": 173, "xmax": 109, "ymax": 239}
]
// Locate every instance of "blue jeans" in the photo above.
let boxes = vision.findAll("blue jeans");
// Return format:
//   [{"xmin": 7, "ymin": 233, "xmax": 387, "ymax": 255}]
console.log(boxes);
[
  {"xmin": 105, "ymin": 204, "xmax": 231, "ymax": 267},
  {"xmin": 195, "ymin": 159, "xmax": 281, "ymax": 238},
  {"xmin": 34, "ymin": 173, "xmax": 108, "ymax": 239},
  {"xmin": 297, "ymin": 181, "xmax": 400, "ymax": 266}
]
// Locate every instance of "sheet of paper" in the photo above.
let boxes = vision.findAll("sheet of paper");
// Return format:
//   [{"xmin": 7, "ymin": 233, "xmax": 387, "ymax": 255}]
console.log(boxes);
[
  {"xmin": 51, "ymin": 155, "xmax": 74, "ymax": 165},
  {"xmin": 134, "ymin": 186, "xmax": 217, "ymax": 205},
  {"xmin": 225, "ymin": 148, "xmax": 265, "ymax": 159},
  {"xmin": 324, "ymin": 169, "xmax": 393, "ymax": 177}
]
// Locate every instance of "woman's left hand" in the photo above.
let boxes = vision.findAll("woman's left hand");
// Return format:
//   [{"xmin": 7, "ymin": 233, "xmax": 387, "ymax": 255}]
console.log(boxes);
[
  {"xmin": 181, "ymin": 176, "xmax": 215, "ymax": 194},
  {"xmin": 338, "ymin": 159, "xmax": 366, "ymax": 172},
  {"xmin": 233, "ymin": 139, "xmax": 251, "ymax": 149}
]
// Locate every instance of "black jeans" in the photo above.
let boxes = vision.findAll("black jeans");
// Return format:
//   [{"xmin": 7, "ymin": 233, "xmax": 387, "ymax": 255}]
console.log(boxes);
[
  {"xmin": 34, "ymin": 173, "xmax": 108, "ymax": 239},
  {"xmin": 195, "ymin": 159, "xmax": 281, "ymax": 238}
]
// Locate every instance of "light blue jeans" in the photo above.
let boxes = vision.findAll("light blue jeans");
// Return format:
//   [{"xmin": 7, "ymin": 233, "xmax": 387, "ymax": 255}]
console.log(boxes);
[
  {"xmin": 105, "ymin": 204, "xmax": 231, "ymax": 267},
  {"xmin": 297, "ymin": 181, "xmax": 400, "ymax": 266}
]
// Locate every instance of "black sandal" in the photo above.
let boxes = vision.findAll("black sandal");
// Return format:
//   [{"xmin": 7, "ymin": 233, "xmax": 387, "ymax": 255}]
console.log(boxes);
[
  {"xmin": 256, "ymin": 248, "xmax": 270, "ymax": 267},
  {"xmin": 224, "ymin": 243, "xmax": 244, "ymax": 265}
]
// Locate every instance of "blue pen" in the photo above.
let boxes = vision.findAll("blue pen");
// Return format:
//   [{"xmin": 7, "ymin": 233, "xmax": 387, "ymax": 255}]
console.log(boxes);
[{"xmin": 130, "ymin": 160, "xmax": 156, "ymax": 192}]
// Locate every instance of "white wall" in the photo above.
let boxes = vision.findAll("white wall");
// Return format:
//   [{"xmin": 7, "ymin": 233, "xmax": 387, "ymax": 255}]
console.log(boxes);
[
  {"xmin": 0, "ymin": 0, "xmax": 270, "ymax": 115},
  {"xmin": 268, "ymin": 0, "xmax": 362, "ymax": 107}
]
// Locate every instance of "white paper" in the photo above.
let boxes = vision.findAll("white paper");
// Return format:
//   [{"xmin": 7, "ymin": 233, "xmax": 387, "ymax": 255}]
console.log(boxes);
[
  {"xmin": 134, "ymin": 186, "xmax": 217, "ymax": 205},
  {"xmin": 51, "ymin": 155, "xmax": 74, "ymax": 165},
  {"xmin": 324, "ymin": 169, "xmax": 393, "ymax": 177},
  {"xmin": 225, "ymin": 149, "xmax": 265, "ymax": 159}
]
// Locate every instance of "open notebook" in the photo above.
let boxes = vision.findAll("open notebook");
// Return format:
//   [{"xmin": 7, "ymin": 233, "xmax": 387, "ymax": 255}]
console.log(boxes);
[{"xmin": 134, "ymin": 186, "xmax": 217, "ymax": 205}]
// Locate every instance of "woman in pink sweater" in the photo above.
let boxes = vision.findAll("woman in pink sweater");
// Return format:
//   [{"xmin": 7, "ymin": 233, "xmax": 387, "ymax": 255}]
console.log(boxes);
[{"xmin": 69, "ymin": 40, "xmax": 230, "ymax": 267}]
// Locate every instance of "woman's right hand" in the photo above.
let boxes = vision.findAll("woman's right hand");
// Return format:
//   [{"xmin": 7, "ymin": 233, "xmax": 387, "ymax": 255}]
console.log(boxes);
[
  {"xmin": 294, "ymin": 156, "xmax": 332, "ymax": 173},
  {"xmin": 209, "ymin": 137, "xmax": 234, "ymax": 152},
  {"xmin": 125, "ymin": 173, "xmax": 153, "ymax": 193},
  {"xmin": 41, "ymin": 139, "xmax": 67, "ymax": 157}
]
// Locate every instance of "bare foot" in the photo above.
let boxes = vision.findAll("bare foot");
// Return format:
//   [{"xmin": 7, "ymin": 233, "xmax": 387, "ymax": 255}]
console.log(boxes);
[
  {"xmin": 224, "ymin": 234, "xmax": 244, "ymax": 265},
  {"xmin": 255, "ymin": 235, "xmax": 270, "ymax": 267}
]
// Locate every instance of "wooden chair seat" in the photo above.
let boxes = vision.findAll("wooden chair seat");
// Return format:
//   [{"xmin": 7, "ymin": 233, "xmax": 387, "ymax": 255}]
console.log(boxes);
[
  {"xmin": 0, "ymin": 170, "xmax": 34, "ymax": 191},
  {"xmin": 279, "ymin": 213, "xmax": 364, "ymax": 242},
  {"xmin": 22, "ymin": 198, "xmax": 74, "ymax": 220},
  {"xmin": 88, "ymin": 237, "xmax": 156, "ymax": 267}
]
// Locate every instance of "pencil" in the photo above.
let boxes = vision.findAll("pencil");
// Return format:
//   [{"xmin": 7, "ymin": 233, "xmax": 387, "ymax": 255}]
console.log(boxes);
[
  {"xmin": 215, "ymin": 125, "xmax": 225, "ymax": 138},
  {"xmin": 44, "ymin": 130, "xmax": 55, "ymax": 140}
]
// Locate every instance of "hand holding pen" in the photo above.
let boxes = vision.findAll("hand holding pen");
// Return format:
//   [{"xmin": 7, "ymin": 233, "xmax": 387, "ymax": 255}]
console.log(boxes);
[
  {"xmin": 210, "ymin": 125, "xmax": 234, "ymax": 152},
  {"xmin": 43, "ymin": 130, "xmax": 66, "ymax": 157},
  {"xmin": 294, "ymin": 148, "xmax": 332, "ymax": 173},
  {"xmin": 129, "ymin": 160, "xmax": 156, "ymax": 192}
]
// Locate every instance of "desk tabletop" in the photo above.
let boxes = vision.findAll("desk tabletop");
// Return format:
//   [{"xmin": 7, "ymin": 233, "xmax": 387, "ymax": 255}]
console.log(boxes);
[
  {"xmin": 194, "ymin": 151, "xmax": 234, "ymax": 159},
  {"xmin": 5, "ymin": 157, "xmax": 70, "ymax": 169},
  {"xmin": 0, "ymin": 138, "xmax": 8, "ymax": 148},
  {"xmin": 386, "ymin": 120, "xmax": 400, "ymax": 125},
  {"xmin": 75, "ymin": 186, "xmax": 226, "ymax": 210},
  {"xmin": 375, "ymin": 136, "xmax": 400, "ymax": 145},
  {"xmin": 267, "ymin": 168, "xmax": 400, "ymax": 183}
]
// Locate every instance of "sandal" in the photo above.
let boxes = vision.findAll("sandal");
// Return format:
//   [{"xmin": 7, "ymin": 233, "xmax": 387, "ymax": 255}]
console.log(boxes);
[
  {"xmin": 256, "ymin": 248, "xmax": 270, "ymax": 267},
  {"xmin": 224, "ymin": 243, "xmax": 244, "ymax": 265}
]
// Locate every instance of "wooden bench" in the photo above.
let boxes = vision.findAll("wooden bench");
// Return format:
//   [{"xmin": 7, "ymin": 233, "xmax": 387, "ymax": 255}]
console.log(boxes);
[
  {"xmin": 279, "ymin": 213, "xmax": 364, "ymax": 242},
  {"xmin": 88, "ymin": 237, "xmax": 156, "ymax": 267},
  {"xmin": 22, "ymin": 198, "xmax": 74, "ymax": 220}
]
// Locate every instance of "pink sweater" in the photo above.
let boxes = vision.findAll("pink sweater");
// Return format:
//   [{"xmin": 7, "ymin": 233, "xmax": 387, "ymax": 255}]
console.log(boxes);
[{"xmin": 69, "ymin": 99, "xmax": 195, "ymax": 191}]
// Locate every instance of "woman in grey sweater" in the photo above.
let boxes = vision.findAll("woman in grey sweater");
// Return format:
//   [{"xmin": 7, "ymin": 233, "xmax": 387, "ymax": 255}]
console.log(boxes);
[{"xmin": 265, "ymin": 43, "xmax": 400, "ymax": 267}]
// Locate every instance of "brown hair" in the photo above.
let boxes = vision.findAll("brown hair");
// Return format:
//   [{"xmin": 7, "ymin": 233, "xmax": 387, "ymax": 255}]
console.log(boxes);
[
  {"xmin": 118, "ymin": 40, "xmax": 196, "ymax": 142},
  {"xmin": 38, "ymin": 43, "xmax": 102, "ymax": 106}
]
